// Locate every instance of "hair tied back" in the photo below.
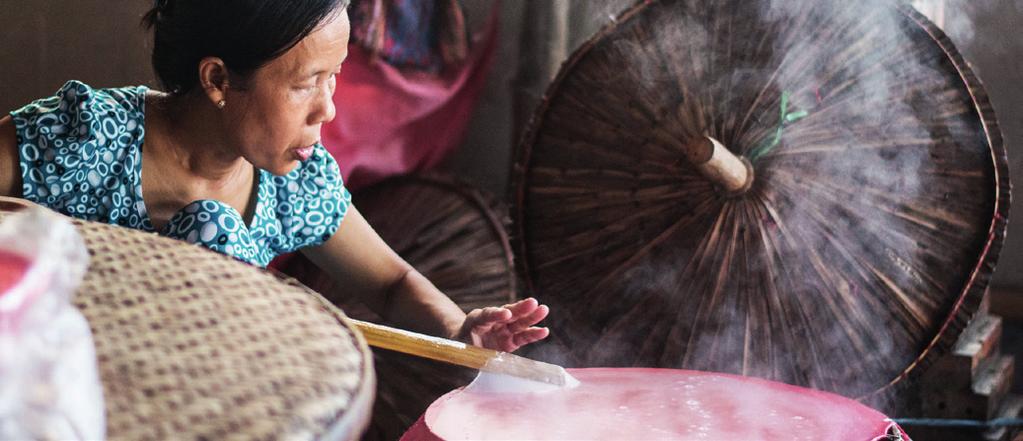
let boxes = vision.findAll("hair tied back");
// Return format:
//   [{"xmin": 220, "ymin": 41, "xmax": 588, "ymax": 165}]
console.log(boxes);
[{"xmin": 143, "ymin": 0, "xmax": 171, "ymax": 28}]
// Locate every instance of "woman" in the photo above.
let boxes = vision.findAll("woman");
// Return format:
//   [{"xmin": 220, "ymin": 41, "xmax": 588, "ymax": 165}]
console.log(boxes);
[{"xmin": 0, "ymin": 0, "xmax": 549, "ymax": 352}]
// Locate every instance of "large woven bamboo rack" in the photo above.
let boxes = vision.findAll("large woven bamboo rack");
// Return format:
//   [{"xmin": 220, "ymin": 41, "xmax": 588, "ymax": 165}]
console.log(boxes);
[
  {"xmin": 511, "ymin": 0, "xmax": 1011, "ymax": 405},
  {"xmin": 0, "ymin": 200, "xmax": 375, "ymax": 440}
]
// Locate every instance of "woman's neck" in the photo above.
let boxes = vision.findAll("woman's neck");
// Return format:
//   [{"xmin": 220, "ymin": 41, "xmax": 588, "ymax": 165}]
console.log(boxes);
[
  {"xmin": 141, "ymin": 90, "xmax": 258, "ymax": 231},
  {"xmin": 147, "ymin": 91, "xmax": 249, "ymax": 184}
]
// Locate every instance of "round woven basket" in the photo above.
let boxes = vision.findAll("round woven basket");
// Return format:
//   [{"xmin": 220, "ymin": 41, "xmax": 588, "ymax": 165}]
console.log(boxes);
[
  {"xmin": 512, "ymin": 0, "xmax": 1010, "ymax": 403},
  {"xmin": 0, "ymin": 200, "xmax": 375, "ymax": 440},
  {"xmin": 278, "ymin": 174, "xmax": 518, "ymax": 440}
]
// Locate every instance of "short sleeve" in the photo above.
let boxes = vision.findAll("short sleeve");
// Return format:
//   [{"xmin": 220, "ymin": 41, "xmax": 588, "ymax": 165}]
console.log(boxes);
[
  {"xmin": 266, "ymin": 143, "xmax": 352, "ymax": 254},
  {"xmin": 10, "ymin": 80, "xmax": 148, "ymax": 226}
]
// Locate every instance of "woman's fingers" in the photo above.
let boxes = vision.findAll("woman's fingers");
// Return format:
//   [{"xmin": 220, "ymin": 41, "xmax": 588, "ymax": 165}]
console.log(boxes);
[
  {"xmin": 466, "ymin": 299, "xmax": 552, "ymax": 351},
  {"xmin": 473, "ymin": 306, "xmax": 513, "ymax": 324},
  {"xmin": 503, "ymin": 297, "xmax": 539, "ymax": 317},
  {"xmin": 465, "ymin": 307, "xmax": 510, "ymax": 337},
  {"xmin": 511, "ymin": 327, "xmax": 550, "ymax": 349},
  {"xmin": 478, "ymin": 325, "xmax": 550, "ymax": 352},
  {"xmin": 507, "ymin": 304, "xmax": 549, "ymax": 333}
]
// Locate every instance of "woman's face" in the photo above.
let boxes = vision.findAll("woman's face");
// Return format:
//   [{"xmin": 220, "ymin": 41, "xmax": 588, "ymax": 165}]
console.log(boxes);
[{"xmin": 223, "ymin": 9, "xmax": 350, "ymax": 176}]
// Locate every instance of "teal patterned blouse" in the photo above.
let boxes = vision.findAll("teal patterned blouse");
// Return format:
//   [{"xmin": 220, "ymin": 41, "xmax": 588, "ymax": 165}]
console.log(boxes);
[{"xmin": 10, "ymin": 80, "xmax": 351, "ymax": 267}]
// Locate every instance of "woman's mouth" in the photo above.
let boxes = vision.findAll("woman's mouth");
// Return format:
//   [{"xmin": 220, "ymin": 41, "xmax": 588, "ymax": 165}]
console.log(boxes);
[{"xmin": 294, "ymin": 145, "xmax": 315, "ymax": 161}]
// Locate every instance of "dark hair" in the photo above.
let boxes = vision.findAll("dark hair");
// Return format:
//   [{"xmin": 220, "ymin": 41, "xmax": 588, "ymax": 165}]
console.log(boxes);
[{"xmin": 142, "ymin": 0, "xmax": 349, "ymax": 95}]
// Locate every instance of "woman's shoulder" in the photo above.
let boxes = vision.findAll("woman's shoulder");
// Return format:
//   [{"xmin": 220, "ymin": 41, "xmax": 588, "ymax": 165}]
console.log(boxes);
[
  {"xmin": 10, "ymin": 80, "xmax": 149, "ymax": 148},
  {"xmin": 11, "ymin": 81, "xmax": 150, "ymax": 223},
  {"xmin": 12, "ymin": 80, "xmax": 148, "ymax": 121}
]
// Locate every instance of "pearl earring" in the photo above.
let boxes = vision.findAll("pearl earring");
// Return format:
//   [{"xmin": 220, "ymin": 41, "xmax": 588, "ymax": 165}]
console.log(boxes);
[{"xmin": 217, "ymin": 100, "xmax": 226, "ymax": 109}]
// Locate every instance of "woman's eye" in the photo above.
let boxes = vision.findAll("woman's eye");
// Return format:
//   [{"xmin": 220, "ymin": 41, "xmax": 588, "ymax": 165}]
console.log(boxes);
[{"xmin": 294, "ymin": 82, "xmax": 316, "ymax": 92}]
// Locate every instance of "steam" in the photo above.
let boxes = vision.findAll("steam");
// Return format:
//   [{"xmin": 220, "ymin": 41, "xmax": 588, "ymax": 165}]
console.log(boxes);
[
  {"xmin": 745, "ymin": 0, "xmax": 983, "ymax": 401},
  {"xmin": 524, "ymin": 0, "xmax": 995, "ymax": 409},
  {"xmin": 927, "ymin": 0, "xmax": 1019, "ymax": 48}
]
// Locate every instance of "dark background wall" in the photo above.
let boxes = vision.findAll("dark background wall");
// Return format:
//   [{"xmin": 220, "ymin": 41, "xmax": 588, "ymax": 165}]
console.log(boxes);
[
  {"xmin": 948, "ymin": 0, "xmax": 1023, "ymax": 289},
  {"xmin": 0, "ymin": 1, "xmax": 153, "ymax": 111},
  {"xmin": 1, "ymin": 0, "xmax": 1020, "ymax": 290}
]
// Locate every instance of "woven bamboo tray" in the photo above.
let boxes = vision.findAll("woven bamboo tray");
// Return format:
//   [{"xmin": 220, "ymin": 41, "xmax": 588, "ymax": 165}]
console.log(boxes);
[
  {"xmin": 278, "ymin": 174, "xmax": 518, "ymax": 440},
  {"xmin": 0, "ymin": 201, "xmax": 375, "ymax": 440},
  {"xmin": 512, "ymin": 0, "xmax": 1010, "ymax": 405}
]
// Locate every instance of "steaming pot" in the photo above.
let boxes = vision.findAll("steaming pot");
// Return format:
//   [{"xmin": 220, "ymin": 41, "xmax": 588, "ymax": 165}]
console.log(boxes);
[{"xmin": 401, "ymin": 368, "xmax": 909, "ymax": 440}]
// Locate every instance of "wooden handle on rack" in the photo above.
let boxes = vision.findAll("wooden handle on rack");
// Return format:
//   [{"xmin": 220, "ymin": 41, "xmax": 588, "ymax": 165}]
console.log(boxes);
[
  {"xmin": 350, "ymin": 319, "xmax": 576, "ymax": 386},
  {"xmin": 650, "ymin": 128, "xmax": 754, "ymax": 195},
  {"xmin": 683, "ymin": 136, "xmax": 754, "ymax": 195}
]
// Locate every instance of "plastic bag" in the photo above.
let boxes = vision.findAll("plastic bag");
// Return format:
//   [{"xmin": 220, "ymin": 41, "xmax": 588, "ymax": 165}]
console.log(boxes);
[{"xmin": 0, "ymin": 208, "xmax": 104, "ymax": 440}]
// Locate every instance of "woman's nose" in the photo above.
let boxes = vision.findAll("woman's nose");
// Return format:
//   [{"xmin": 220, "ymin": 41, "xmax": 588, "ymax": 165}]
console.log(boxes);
[{"xmin": 312, "ymin": 85, "xmax": 336, "ymax": 125}]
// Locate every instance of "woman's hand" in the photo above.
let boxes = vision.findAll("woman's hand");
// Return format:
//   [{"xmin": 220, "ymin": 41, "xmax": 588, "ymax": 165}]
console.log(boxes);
[
  {"xmin": 457, "ymin": 298, "xmax": 551, "ymax": 352},
  {"xmin": 303, "ymin": 209, "xmax": 551, "ymax": 348}
]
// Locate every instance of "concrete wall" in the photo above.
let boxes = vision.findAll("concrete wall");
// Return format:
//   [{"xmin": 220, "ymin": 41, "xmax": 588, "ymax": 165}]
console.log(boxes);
[{"xmin": 1, "ymin": 0, "xmax": 1020, "ymax": 288}]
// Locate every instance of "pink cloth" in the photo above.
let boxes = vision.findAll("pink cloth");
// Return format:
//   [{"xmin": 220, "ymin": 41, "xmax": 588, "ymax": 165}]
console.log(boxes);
[{"xmin": 322, "ymin": 10, "xmax": 498, "ymax": 190}]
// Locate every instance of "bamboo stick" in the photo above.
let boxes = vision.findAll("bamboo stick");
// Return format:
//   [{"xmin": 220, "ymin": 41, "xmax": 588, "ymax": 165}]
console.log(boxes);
[{"xmin": 350, "ymin": 319, "xmax": 578, "ymax": 387}]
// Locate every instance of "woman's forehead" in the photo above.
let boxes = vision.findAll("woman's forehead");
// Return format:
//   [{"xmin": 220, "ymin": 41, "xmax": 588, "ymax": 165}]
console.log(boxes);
[{"xmin": 271, "ymin": 11, "xmax": 351, "ymax": 77}]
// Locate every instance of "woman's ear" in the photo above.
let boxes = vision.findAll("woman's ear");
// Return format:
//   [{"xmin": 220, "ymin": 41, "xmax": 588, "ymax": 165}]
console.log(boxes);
[{"xmin": 197, "ymin": 56, "xmax": 230, "ymax": 107}]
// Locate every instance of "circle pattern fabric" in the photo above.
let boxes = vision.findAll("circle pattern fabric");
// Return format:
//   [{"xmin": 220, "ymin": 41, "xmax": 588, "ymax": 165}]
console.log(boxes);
[{"xmin": 11, "ymin": 80, "xmax": 351, "ymax": 267}]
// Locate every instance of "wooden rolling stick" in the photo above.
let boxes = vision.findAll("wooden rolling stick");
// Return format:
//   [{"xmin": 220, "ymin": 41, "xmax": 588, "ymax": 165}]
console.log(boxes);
[{"xmin": 351, "ymin": 319, "xmax": 577, "ymax": 387}]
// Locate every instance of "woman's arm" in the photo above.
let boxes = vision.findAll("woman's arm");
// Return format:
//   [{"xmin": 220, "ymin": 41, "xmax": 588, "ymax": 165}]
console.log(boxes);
[
  {"xmin": 301, "ymin": 207, "xmax": 550, "ymax": 351},
  {"xmin": 0, "ymin": 116, "xmax": 21, "ymax": 197},
  {"xmin": 302, "ymin": 206, "xmax": 465, "ymax": 337}
]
